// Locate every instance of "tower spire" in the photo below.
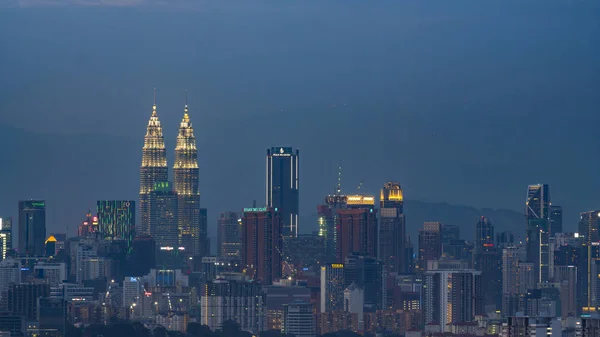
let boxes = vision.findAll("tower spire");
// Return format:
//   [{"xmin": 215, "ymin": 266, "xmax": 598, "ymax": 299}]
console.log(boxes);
[
  {"xmin": 152, "ymin": 86, "xmax": 157, "ymax": 116},
  {"xmin": 183, "ymin": 90, "xmax": 189, "ymax": 120}
]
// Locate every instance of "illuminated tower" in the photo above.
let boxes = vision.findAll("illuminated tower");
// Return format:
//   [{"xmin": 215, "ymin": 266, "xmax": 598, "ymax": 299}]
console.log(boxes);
[
  {"xmin": 266, "ymin": 147, "xmax": 299, "ymax": 237},
  {"xmin": 139, "ymin": 92, "xmax": 168, "ymax": 235},
  {"xmin": 173, "ymin": 97, "xmax": 203, "ymax": 257},
  {"xmin": 379, "ymin": 182, "xmax": 406, "ymax": 274}
]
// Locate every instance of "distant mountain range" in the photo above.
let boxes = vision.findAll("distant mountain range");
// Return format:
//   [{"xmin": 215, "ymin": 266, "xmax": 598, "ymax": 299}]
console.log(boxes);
[{"xmin": 302, "ymin": 200, "xmax": 525, "ymax": 242}]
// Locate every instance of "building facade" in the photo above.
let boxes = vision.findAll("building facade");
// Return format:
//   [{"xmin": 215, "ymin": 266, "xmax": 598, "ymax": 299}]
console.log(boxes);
[
  {"xmin": 379, "ymin": 182, "xmax": 406, "ymax": 274},
  {"xmin": 241, "ymin": 207, "xmax": 282, "ymax": 285},
  {"xmin": 173, "ymin": 103, "xmax": 202, "ymax": 257},
  {"xmin": 266, "ymin": 147, "xmax": 299, "ymax": 237},
  {"xmin": 149, "ymin": 182, "xmax": 179, "ymax": 249},
  {"xmin": 139, "ymin": 101, "xmax": 168, "ymax": 236},
  {"xmin": 335, "ymin": 195, "xmax": 377, "ymax": 263},
  {"xmin": 217, "ymin": 211, "xmax": 241, "ymax": 259},
  {"xmin": 18, "ymin": 200, "xmax": 46, "ymax": 257},
  {"xmin": 97, "ymin": 200, "xmax": 135, "ymax": 247}
]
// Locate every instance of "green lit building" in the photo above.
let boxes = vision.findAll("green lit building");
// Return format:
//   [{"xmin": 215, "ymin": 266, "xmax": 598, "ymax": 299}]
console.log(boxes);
[{"xmin": 97, "ymin": 200, "xmax": 135, "ymax": 247}]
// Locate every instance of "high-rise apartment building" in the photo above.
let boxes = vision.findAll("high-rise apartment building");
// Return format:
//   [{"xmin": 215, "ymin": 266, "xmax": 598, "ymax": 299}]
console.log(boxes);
[
  {"xmin": 422, "ymin": 260, "xmax": 483, "ymax": 331},
  {"xmin": 97, "ymin": 200, "xmax": 135, "ymax": 247},
  {"xmin": 525, "ymin": 184, "xmax": 551, "ymax": 284},
  {"xmin": 173, "ymin": 101, "xmax": 202, "ymax": 257},
  {"xmin": 320, "ymin": 263, "xmax": 345, "ymax": 313},
  {"xmin": 217, "ymin": 211, "xmax": 241, "ymax": 259},
  {"xmin": 241, "ymin": 207, "xmax": 282, "ymax": 285},
  {"xmin": 0, "ymin": 217, "xmax": 12, "ymax": 260},
  {"xmin": 149, "ymin": 182, "xmax": 179, "ymax": 248},
  {"xmin": 335, "ymin": 195, "xmax": 377, "ymax": 263},
  {"xmin": 139, "ymin": 99, "xmax": 168, "ymax": 235},
  {"xmin": 418, "ymin": 222, "xmax": 442, "ymax": 270},
  {"xmin": 283, "ymin": 300, "xmax": 315, "ymax": 337},
  {"xmin": 378, "ymin": 182, "xmax": 406, "ymax": 274},
  {"xmin": 266, "ymin": 147, "xmax": 299, "ymax": 237},
  {"xmin": 200, "ymin": 279, "xmax": 265, "ymax": 334},
  {"xmin": 18, "ymin": 200, "xmax": 46, "ymax": 257}
]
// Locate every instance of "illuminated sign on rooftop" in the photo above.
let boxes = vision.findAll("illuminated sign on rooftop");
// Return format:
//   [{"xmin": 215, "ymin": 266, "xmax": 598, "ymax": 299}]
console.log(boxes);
[
  {"xmin": 243, "ymin": 207, "xmax": 267, "ymax": 213},
  {"xmin": 346, "ymin": 195, "xmax": 375, "ymax": 206}
]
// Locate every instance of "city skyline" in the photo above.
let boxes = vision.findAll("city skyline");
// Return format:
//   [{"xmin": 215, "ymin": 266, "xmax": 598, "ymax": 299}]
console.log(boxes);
[{"xmin": 2, "ymin": 1, "xmax": 600, "ymax": 238}]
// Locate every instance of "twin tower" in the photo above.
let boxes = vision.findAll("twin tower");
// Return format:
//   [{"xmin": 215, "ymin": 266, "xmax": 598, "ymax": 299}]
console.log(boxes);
[{"xmin": 138, "ymin": 96, "xmax": 202, "ymax": 256}]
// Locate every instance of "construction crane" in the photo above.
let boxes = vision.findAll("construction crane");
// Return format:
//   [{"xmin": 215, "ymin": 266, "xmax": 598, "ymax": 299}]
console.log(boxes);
[
  {"xmin": 335, "ymin": 161, "xmax": 343, "ymax": 195},
  {"xmin": 357, "ymin": 180, "xmax": 364, "ymax": 193}
]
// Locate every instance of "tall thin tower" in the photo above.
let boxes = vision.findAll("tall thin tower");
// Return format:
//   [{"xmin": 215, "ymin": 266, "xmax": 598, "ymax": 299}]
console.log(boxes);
[
  {"xmin": 173, "ymin": 94, "xmax": 202, "ymax": 256},
  {"xmin": 139, "ymin": 91, "xmax": 168, "ymax": 235}
]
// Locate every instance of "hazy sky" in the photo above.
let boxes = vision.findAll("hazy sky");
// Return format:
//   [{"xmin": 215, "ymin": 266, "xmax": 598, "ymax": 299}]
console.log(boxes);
[{"xmin": 0, "ymin": 0, "xmax": 599, "ymax": 237}]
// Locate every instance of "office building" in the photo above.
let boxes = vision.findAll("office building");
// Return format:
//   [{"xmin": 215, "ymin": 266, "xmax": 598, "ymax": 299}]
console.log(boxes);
[
  {"xmin": 344, "ymin": 253, "xmax": 386, "ymax": 312},
  {"xmin": 7, "ymin": 283, "xmax": 50, "ymax": 320},
  {"xmin": 0, "ymin": 258, "xmax": 20, "ymax": 293},
  {"xmin": 418, "ymin": 222, "xmax": 442, "ymax": 270},
  {"xmin": 0, "ymin": 217, "xmax": 12, "ymax": 260},
  {"xmin": 283, "ymin": 300, "xmax": 315, "ymax": 337},
  {"xmin": 200, "ymin": 279, "xmax": 265, "ymax": 334},
  {"xmin": 317, "ymin": 194, "xmax": 347, "ymax": 263},
  {"xmin": 580, "ymin": 211, "xmax": 600, "ymax": 245},
  {"xmin": 139, "ymin": 98, "xmax": 169, "ymax": 235},
  {"xmin": 473, "ymin": 217, "xmax": 501, "ymax": 309},
  {"xmin": 34, "ymin": 262, "xmax": 67, "ymax": 287},
  {"xmin": 123, "ymin": 277, "xmax": 142, "ymax": 308},
  {"xmin": 37, "ymin": 297, "xmax": 67, "ymax": 336},
  {"xmin": 217, "ymin": 212, "xmax": 241, "ymax": 259},
  {"xmin": 378, "ymin": 182, "xmax": 406, "ymax": 274},
  {"xmin": 266, "ymin": 147, "xmax": 299, "ymax": 237},
  {"xmin": 422, "ymin": 260, "xmax": 482, "ymax": 332},
  {"xmin": 525, "ymin": 184, "xmax": 551, "ymax": 284},
  {"xmin": 241, "ymin": 207, "xmax": 282, "ymax": 285},
  {"xmin": 550, "ymin": 205, "xmax": 563, "ymax": 236},
  {"xmin": 97, "ymin": 200, "xmax": 135, "ymax": 247},
  {"xmin": 441, "ymin": 224, "xmax": 461, "ymax": 245},
  {"xmin": 18, "ymin": 200, "xmax": 46, "ymax": 257},
  {"xmin": 130, "ymin": 235, "xmax": 156, "ymax": 276},
  {"xmin": 335, "ymin": 195, "xmax": 377, "ymax": 263},
  {"xmin": 149, "ymin": 182, "xmax": 179, "ymax": 248},
  {"xmin": 198, "ymin": 208, "xmax": 210, "ymax": 258},
  {"xmin": 502, "ymin": 246, "xmax": 526, "ymax": 317},
  {"xmin": 321, "ymin": 263, "xmax": 345, "ymax": 313},
  {"xmin": 173, "ymin": 101, "xmax": 202, "ymax": 257},
  {"xmin": 554, "ymin": 265, "xmax": 577, "ymax": 318}
]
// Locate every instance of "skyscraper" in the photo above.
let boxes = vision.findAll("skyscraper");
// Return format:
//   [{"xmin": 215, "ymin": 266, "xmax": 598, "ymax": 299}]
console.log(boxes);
[
  {"xmin": 473, "ymin": 217, "xmax": 501, "ymax": 310},
  {"xmin": 317, "ymin": 195, "xmax": 347, "ymax": 263},
  {"xmin": 320, "ymin": 263, "xmax": 345, "ymax": 312},
  {"xmin": 0, "ymin": 217, "xmax": 12, "ymax": 260},
  {"xmin": 217, "ymin": 211, "xmax": 241, "ymax": 259},
  {"xmin": 173, "ymin": 100, "xmax": 202, "ymax": 257},
  {"xmin": 378, "ymin": 182, "xmax": 406, "ymax": 274},
  {"xmin": 241, "ymin": 207, "xmax": 283, "ymax": 285},
  {"xmin": 139, "ymin": 97, "xmax": 168, "ymax": 235},
  {"xmin": 335, "ymin": 195, "xmax": 377, "ymax": 263},
  {"xmin": 418, "ymin": 222, "xmax": 442, "ymax": 270},
  {"xmin": 97, "ymin": 200, "xmax": 135, "ymax": 247},
  {"xmin": 550, "ymin": 205, "xmax": 563, "ymax": 236},
  {"xmin": 18, "ymin": 200, "xmax": 46, "ymax": 257},
  {"xmin": 266, "ymin": 147, "xmax": 299, "ymax": 237},
  {"xmin": 149, "ymin": 182, "xmax": 179, "ymax": 249},
  {"xmin": 422, "ymin": 260, "xmax": 483, "ymax": 331},
  {"xmin": 525, "ymin": 184, "xmax": 551, "ymax": 284}
]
